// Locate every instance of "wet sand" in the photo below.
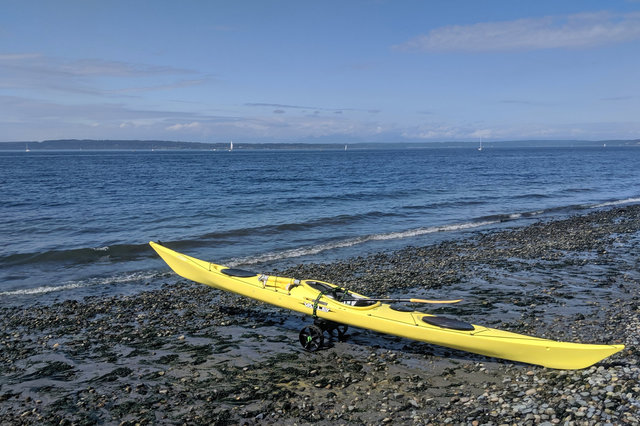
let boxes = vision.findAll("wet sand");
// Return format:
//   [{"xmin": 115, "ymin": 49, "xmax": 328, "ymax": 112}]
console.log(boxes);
[{"xmin": 1, "ymin": 206, "xmax": 639, "ymax": 425}]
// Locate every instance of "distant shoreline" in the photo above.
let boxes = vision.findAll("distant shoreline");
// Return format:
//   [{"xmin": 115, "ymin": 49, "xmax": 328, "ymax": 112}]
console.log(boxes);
[{"xmin": 1, "ymin": 138, "xmax": 639, "ymax": 151}]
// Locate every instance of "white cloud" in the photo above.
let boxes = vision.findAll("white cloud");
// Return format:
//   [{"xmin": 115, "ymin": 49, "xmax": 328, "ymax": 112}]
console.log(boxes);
[
  {"xmin": 2, "ymin": 94, "xmax": 638, "ymax": 142},
  {"xmin": 396, "ymin": 11, "xmax": 640, "ymax": 52},
  {"xmin": 471, "ymin": 129, "xmax": 494, "ymax": 139},
  {"xmin": 245, "ymin": 102, "xmax": 378, "ymax": 115},
  {"xmin": 0, "ymin": 53, "xmax": 199, "ymax": 95},
  {"xmin": 166, "ymin": 122, "xmax": 202, "ymax": 131},
  {"xmin": 401, "ymin": 124, "xmax": 459, "ymax": 140},
  {"xmin": 0, "ymin": 53, "xmax": 194, "ymax": 77},
  {"xmin": 0, "ymin": 53, "xmax": 41, "ymax": 60},
  {"xmin": 119, "ymin": 120, "xmax": 157, "ymax": 129},
  {"xmin": 112, "ymin": 79, "xmax": 208, "ymax": 94}
]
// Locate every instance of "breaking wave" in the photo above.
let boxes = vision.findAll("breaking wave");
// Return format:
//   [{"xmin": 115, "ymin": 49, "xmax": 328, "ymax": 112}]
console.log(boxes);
[
  {"xmin": 0, "ymin": 271, "xmax": 159, "ymax": 297},
  {"xmin": 228, "ymin": 220, "xmax": 499, "ymax": 266},
  {"xmin": 591, "ymin": 197, "xmax": 640, "ymax": 209}
]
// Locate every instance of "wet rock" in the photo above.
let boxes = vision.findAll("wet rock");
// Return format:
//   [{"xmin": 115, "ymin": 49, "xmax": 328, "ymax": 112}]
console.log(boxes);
[{"xmin": 1, "ymin": 205, "xmax": 640, "ymax": 424}]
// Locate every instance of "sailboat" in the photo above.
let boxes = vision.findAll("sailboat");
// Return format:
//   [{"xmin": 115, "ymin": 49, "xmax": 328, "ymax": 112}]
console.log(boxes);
[
  {"xmin": 229, "ymin": 141, "xmax": 234, "ymax": 152},
  {"xmin": 25, "ymin": 144, "xmax": 30, "ymax": 152},
  {"xmin": 478, "ymin": 138, "xmax": 483, "ymax": 151}
]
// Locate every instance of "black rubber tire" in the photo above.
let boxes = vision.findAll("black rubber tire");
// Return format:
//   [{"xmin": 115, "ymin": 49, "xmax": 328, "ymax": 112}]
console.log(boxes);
[
  {"xmin": 299, "ymin": 325, "xmax": 324, "ymax": 351},
  {"xmin": 326, "ymin": 323, "xmax": 349, "ymax": 339},
  {"xmin": 314, "ymin": 319, "xmax": 348, "ymax": 340},
  {"xmin": 335, "ymin": 324, "xmax": 348, "ymax": 339}
]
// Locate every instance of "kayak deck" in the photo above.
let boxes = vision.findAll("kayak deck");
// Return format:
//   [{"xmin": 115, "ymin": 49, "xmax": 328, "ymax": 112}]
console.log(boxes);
[{"xmin": 149, "ymin": 241, "xmax": 624, "ymax": 370}]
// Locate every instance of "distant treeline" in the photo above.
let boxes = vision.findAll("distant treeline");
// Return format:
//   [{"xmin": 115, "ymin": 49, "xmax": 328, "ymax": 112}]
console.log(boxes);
[
  {"xmin": 1, "ymin": 138, "xmax": 639, "ymax": 151},
  {"xmin": 3, "ymin": 139, "xmax": 344, "ymax": 151}
]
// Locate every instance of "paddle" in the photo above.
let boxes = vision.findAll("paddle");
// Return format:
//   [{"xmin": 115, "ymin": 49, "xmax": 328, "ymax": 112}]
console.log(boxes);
[{"xmin": 340, "ymin": 298, "xmax": 462, "ymax": 304}]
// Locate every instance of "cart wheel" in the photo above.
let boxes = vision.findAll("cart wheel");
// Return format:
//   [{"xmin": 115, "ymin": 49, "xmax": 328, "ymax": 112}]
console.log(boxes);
[
  {"xmin": 299, "ymin": 325, "xmax": 324, "ymax": 352},
  {"xmin": 325, "ymin": 323, "xmax": 348, "ymax": 338},
  {"xmin": 335, "ymin": 324, "xmax": 348, "ymax": 339}
]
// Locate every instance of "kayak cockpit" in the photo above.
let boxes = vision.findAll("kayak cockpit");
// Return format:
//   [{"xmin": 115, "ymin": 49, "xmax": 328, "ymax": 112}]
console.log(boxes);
[{"xmin": 220, "ymin": 268, "xmax": 258, "ymax": 278}]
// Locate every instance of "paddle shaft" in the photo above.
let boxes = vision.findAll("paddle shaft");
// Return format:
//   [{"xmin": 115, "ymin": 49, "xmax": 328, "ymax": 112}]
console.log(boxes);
[{"xmin": 340, "ymin": 298, "xmax": 461, "ymax": 304}]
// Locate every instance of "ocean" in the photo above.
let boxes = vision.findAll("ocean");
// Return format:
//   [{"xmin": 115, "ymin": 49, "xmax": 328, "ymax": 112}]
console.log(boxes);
[{"xmin": 2, "ymin": 146, "xmax": 639, "ymax": 307}]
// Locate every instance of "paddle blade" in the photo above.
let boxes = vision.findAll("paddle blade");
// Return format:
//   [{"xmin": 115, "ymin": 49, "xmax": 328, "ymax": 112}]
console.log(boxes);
[{"xmin": 409, "ymin": 298, "xmax": 462, "ymax": 304}]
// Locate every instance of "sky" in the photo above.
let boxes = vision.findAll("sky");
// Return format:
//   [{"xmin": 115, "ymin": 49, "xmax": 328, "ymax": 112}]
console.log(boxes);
[{"xmin": 1, "ymin": 0, "xmax": 639, "ymax": 143}]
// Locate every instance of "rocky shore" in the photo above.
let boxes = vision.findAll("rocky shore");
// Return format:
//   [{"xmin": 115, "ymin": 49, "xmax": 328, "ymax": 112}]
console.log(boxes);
[{"xmin": 1, "ymin": 206, "xmax": 639, "ymax": 425}]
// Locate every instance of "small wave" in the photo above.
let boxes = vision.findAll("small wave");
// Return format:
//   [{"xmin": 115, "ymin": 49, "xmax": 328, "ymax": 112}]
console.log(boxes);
[
  {"xmin": 364, "ymin": 220, "xmax": 499, "ymax": 241},
  {"xmin": 401, "ymin": 199, "xmax": 486, "ymax": 211},
  {"xmin": 479, "ymin": 209, "xmax": 545, "ymax": 222},
  {"xmin": 0, "ymin": 282, "xmax": 85, "ymax": 296},
  {"xmin": 559, "ymin": 187, "xmax": 593, "ymax": 194},
  {"xmin": 228, "ymin": 220, "xmax": 499, "ymax": 266},
  {"xmin": 0, "ymin": 271, "xmax": 160, "ymax": 297},
  {"xmin": 199, "ymin": 210, "xmax": 403, "ymax": 240},
  {"xmin": 513, "ymin": 193, "xmax": 552, "ymax": 200},
  {"xmin": 590, "ymin": 197, "xmax": 640, "ymax": 208},
  {"xmin": 1, "ymin": 243, "xmax": 153, "ymax": 267}
]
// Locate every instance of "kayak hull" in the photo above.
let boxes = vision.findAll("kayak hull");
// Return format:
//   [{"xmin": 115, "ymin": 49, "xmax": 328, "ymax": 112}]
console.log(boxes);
[{"xmin": 150, "ymin": 242, "xmax": 623, "ymax": 370}]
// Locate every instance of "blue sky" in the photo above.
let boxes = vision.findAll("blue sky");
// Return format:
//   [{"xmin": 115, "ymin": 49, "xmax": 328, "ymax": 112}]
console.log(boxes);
[{"xmin": 1, "ymin": 0, "xmax": 639, "ymax": 143}]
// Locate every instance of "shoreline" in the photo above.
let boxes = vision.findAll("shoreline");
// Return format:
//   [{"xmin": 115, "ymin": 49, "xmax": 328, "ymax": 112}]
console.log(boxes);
[{"xmin": 1, "ymin": 206, "xmax": 639, "ymax": 424}]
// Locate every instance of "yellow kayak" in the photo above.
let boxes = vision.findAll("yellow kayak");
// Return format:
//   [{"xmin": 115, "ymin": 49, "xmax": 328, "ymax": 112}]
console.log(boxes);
[{"xmin": 150, "ymin": 242, "xmax": 623, "ymax": 369}]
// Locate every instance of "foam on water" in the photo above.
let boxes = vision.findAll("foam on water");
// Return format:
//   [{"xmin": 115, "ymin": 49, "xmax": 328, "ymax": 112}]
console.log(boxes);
[
  {"xmin": 591, "ymin": 197, "xmax": 640, "ymax": 208},
  {"xmin": 0, "ymin": 282, "xmax": 86, "ymax": 296},
  {"xmin": 0, "ymin": 270, "xmax": 160, "ymax": 297}
]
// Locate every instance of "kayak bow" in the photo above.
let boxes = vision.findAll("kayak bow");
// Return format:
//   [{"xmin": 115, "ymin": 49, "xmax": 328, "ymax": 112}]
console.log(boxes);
[{"xmin": 149, "ymin": 242, "xmax": 624, "ymax": 369}]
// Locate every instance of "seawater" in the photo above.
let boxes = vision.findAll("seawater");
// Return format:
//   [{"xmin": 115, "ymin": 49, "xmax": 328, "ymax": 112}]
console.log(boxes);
[{"xmin": 1, "ymin": 147, "xmax": 639, "ymax": 306}]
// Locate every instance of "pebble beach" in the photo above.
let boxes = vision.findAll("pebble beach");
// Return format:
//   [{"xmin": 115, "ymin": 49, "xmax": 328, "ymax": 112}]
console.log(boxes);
[{"xmin": 1, "ymin": 206, "xmax": 639, "ymax": 425}]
